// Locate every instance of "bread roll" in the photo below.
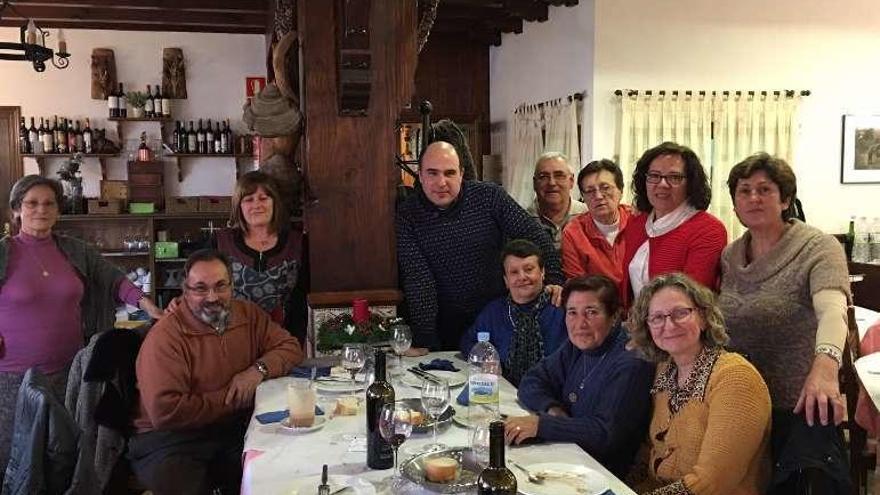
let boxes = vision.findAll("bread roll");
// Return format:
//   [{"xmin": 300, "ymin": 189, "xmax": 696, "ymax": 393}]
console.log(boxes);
[
  {"xmin": 424, "ymin": 456, "xmax": 459, "ymax": 483},
  {"xmin": 334, "ymin": 396, "xmax": 360, "ymax": 416}
]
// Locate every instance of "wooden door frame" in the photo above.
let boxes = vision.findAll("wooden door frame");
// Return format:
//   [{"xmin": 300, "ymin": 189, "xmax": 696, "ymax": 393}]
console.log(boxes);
[{"xmin": 0, "ymin": 106, "xmax": 23, "ymax": 233}]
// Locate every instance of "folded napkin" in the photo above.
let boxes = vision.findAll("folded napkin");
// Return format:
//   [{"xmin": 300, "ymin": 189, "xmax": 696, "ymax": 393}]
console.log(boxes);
[
  {"xmin": 456, "ymin": 385, "xmax": 469, "ymax": 406},
  {"xmin": 290, "ymin": 366, "xmax": 331, "ymax": 378},
  {"xmin": 419, "ymin": 359, "xmax": 460, "ymax": 372},
  {"xmin": 255, "ymin": 406, "xmax": 324, "ymax": 424}
]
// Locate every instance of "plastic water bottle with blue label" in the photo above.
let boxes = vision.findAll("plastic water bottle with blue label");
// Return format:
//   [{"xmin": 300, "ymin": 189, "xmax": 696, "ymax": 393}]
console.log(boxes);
[{"xmin": 468, "ymin": 332, "xmax": 500, "ymax": 428}]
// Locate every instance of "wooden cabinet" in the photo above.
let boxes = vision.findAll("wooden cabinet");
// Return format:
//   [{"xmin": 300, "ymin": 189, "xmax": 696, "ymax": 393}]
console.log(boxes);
[{"xmin": 56, "ymin": 212, "xmax": 228, "ymax": 307}]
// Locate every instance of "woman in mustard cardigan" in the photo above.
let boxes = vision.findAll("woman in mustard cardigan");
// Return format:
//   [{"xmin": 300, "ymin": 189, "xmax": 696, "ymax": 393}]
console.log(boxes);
[{"xmin": 626, "ymin": 273, "xmax": 771, "ymax": 495}]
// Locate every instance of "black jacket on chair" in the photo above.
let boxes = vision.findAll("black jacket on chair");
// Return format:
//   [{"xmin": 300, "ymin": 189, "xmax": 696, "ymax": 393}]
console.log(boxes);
[
  {"xmin": 2, "ymin": 368, "xmax": 79, "ymax": 495},
  {"xmin": 768, "ymin": 409, "xmax": 851, "ymax": 495}
]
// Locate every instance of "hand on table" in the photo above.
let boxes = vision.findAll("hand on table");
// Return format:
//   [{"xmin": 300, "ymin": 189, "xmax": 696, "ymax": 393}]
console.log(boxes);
[
  {"xmin": 504, "ymin": 415, "xmax": 540, "ymax": 445},
  {"xmin": 402, "ymin": 347, "xmax": 429, "ymax": 357},
  {"xmin": 545, "ymin": 285, "xmax": 563, "ymax": 307},
  {"xmin": 793, "ymin": 353, "xmax": 844, "ymax": 426},
  {"xmin": 225, "ymin": 368, "xmax": 264, "ymax": 408}
]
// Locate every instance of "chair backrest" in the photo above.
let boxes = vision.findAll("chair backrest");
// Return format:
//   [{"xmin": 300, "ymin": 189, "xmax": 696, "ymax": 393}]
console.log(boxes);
[{"xmin": 840, "ymin": 305, "xmax": 871, "ymax": 495}]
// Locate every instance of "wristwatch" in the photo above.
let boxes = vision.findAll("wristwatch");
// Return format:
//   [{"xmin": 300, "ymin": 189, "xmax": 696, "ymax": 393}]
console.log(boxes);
[{"xmin": 254, "ymin": 360, "xmax": 269, "ymax": 380}]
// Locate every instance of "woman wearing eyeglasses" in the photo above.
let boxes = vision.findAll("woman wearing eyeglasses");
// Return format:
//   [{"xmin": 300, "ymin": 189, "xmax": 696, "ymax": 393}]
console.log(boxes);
[
  {"xmin": 0, "ymin": 175, "xmax": 163, "ymax": 479},
  {"xmin": 621, "ymin": 142, "xmax": 727, "ymax": 308},
  {"xmin": 628, "ymin": 273, "xmax": 771, "ymax": 495},
  {"xmin": 505, "ymin": 275, "xmax": 654, "ymax": 478},
  {"xmin": 719, "ymin": 154, "xmax": 850, "ymax": 431}
]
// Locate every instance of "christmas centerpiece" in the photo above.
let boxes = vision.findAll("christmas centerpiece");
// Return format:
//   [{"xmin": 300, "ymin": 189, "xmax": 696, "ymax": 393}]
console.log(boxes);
[{"xmin": 316, "ymin": 298, "xmax": 396, "ymax": 352}]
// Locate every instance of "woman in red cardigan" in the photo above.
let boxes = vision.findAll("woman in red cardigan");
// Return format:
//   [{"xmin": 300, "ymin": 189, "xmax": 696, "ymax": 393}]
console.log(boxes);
[{"xmin": 621, "ymin": 142, "xmax": 727, "ymax": 308}]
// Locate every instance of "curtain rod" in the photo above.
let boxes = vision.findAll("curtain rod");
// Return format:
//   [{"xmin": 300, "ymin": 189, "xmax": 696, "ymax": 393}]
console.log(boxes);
[
  {"xmin": 613, "ymin": 89, "xmax": 811, "ymax": 98},
  {"xmin": 515, "ymin": 91, "xmax": 585, "ymax": 113}
]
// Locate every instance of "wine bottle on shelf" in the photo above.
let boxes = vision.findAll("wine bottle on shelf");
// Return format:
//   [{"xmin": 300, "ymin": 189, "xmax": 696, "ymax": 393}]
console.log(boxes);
[
  {"xmin": 28, "ymin": 117, "xmax": 39, "ymax": 154},
  {"xmin": 172, "ymin": 121, "xmax": 181, "ymax": 153},
  {"xmin": 57, "ymin": 118, "xmax": 68, "ymax": 154},
  {"xmin": 196, "ymin": 119, "xmax": 206, "ymax": 154},
  {"xmin": 83, "ymin": 119, "xmax": 93, "ymax": 154},
  {"xmin": 154, "ymin": 85, "xmax": 163, "ymax": 118},
  {"xmin": 213, "ymin": 121, "xmax": 222, "ymax": 154},
  {"xmin": 161, "ymin": 85, "xmax": 172, "ymax": 117},
  {"xmin": 366, "ymin": 349, "xmax": 394, "ymax": 470},
  {"xmin": 220, "ymin": 120, "xmax": 230, "ymax": 154},
  {"xmin": 205, "ymin": 119, "xmax": 214, "ymax": 154},
  {"xmin": 108, "ymin": 86, "xmax": 119, "ymax": 118},
  {"xmin": 19, "ymin": 117, "xmax": 29, "ymax": 154},
  {"xmin": 67, "ymin": 119, "xmax": 78, "ymax": 153},
  {"xmin": 118, "ymin": 83, "xmax": 128, "ymax": 118},
  {"xmin": 187, "ymin": 121, "xmax": 197, "ymax": 154},
  {"xmin": 476, "ymin": 421, "xmax": 517, "ymax": 494},
  {"xmin": 43, "ymin": 117, "xmax": 54, "ymax": 154},
  {"xmin": 145, "ymin": 84, "xmax": 155, "ymax": 118},
  {"xmin": 74, "ymin": 120, "xmax": 84, "ymax": 153}
]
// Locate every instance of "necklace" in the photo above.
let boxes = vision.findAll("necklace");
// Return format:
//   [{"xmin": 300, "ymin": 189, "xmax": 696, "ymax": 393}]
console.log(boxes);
[
  {"xmin": 20, "ymin": 240, "xmax": 50, "ymax": 277},
  {"xmin": 568, "ymin": 350, "xmax": 609, "ymax": 404}
]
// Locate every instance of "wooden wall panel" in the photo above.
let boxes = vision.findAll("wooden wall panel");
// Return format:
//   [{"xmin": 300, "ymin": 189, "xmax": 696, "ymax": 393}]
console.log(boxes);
[
  {"xmin": 299, "ymin": 0, "xmax": 416, "ymax": 295},
  {"xmin": 0, "ymin": 107, "xmax": 23, "ymax": 230}
]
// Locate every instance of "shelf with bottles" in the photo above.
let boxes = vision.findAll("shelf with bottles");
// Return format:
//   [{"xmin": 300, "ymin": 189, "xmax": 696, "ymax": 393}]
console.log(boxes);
[
  {"xmin": 165, "ymin": 118, "xmax": 249, "ymax": 181},
  {"xmin": 19, "ymin": 115, "xmax": 120, "ymax": 177}
]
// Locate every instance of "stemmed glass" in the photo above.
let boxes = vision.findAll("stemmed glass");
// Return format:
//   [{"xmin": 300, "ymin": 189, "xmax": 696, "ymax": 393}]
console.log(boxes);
[
  {"xmin": 390, "ymin": 323, "xmax": 412, "ymax": 385},
  {"xmin": 420, "ymin": 378, "xmax": 450, "ymax": 452},
  {"xmin": 342, "ymin": 344, "xmax": 366, "ymax": 391},
  {"xmin": 470, "ymin": 423, "xmax": 491, "ymax": 467},
  {"xmin": 379, "ymin": 402, "xmax": 413, "ymax": 478}
]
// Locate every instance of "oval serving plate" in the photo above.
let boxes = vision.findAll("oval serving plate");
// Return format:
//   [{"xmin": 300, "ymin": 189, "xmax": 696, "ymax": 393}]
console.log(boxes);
[
  {"xmin": 396, "ymin": 398, "xmax": 455, "ymax": 434},
  {"xmin": 399, "ymin": 447, "xmax": 482, "ymax": 493}
]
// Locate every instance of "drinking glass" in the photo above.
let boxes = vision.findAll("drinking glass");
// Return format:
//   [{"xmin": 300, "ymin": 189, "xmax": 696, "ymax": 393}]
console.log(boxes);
[
  {"xmin": 420, "ymin": 378, "xmax": 450, "ymax": 452},
  {"xmin": 287, "ymin": 378, "xmax": 317, "ymax": 427},
  {"xmin": 391, "ymin": 323, "xmax": 412, "ymax": 357},
  {"xmin": 379, "ymin": 402, "xmax": 413, "ymax": 477},
  {"xmin": 470, "ymin": 423, "xmax": 491, "ymax": 466},
  {"xmin": 342, "ymin": 344, "xmax": 366, "ymax": 391}
]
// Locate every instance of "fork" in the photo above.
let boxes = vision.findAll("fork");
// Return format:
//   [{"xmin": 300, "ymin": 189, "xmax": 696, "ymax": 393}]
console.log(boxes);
[{"xmin": 508, "ymin": 459, "xmax": 543, "ymax": 483}]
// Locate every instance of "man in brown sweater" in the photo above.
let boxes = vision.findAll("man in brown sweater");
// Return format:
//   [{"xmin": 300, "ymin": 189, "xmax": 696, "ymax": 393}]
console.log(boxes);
[{"xmin": 129, "ymin": 249, "xmax": 303, "ymax": 495}]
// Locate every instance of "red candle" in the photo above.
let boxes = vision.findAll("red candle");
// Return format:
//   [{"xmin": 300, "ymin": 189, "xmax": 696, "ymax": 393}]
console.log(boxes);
[{"xmin": 352, "ymin": 298, "xmax": 369, "ymax": 324}]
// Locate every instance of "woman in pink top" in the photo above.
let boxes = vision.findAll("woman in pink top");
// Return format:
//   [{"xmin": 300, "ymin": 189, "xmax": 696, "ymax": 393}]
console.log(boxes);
[
  {"xmin": 621, "ymin": 142, "xmax": 727, "ymax": 309},
  {"xmin": 0, "ymin": 175, "xmax": 163, "ymax": 479}
]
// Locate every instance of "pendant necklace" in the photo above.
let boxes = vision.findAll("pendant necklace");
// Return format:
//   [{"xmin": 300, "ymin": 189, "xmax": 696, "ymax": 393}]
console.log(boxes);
[
  {"xmin": 22, "ymin": 241, "xmax": 50, "ymax": 277},
  {"xmin": 568, "ymin": 350, "xmax": 609, "ymax": 404}
]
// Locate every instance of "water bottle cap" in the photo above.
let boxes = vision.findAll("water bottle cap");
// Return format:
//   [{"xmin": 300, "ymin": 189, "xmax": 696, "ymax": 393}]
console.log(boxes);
[{"xmin": 477, "ymin": 332, "xmax": 490, "ymax": 342}]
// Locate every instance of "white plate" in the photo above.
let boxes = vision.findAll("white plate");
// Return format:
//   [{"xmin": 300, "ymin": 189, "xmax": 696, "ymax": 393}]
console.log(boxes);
[
  {"xmin": 514, "ymin": 462, "xmax": 610, "ymax": 495},
  {"xmin": 315, "ymin": 378, "xmax": 366, "ymax": 393},
  {"xmin": 293, "ymin": 474, "xmax": 375, "ymax": 495},
  {"xmin": 401, "ymin": 370, "xmax": 467, "ymax": 388},
  {"xmin": 279, "ymin": 415, "xmax": 328, "ymax": 434},
  {"xmin": 450, "ymin": 404, "xmax": 527, "ymax": 428}
]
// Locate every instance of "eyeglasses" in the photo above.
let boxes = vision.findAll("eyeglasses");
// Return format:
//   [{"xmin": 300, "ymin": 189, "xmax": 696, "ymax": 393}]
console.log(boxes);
[
  {"xmin": 184, "ymin": 281, "xmax": 232, "ymax": 297},
  {"xmin": 581, "ymin": 183, "xmax": 617, "ymax": 199},
  {"xmin": 645, "ymin": 172, "xmax": 686, "ymax": 186},
  {"xmin": 21, "ymin": 200, "xmax": 57, "ymax": 210},
  {"xmin": 735, "ymin": 186, "xmax": 778, "ymax": 198},
  {"xmin": 534, "ymin": 171, "xmax": 571, "ymax": 183},
  {"xmin": 646, "ymin": 307, "xmax": 696, "ymax": 328}
]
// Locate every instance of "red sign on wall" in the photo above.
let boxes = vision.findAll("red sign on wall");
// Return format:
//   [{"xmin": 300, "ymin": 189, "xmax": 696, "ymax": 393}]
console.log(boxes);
[{"xmin": 246, "ymin": 77, "xmax": 267, "ymax": 98}]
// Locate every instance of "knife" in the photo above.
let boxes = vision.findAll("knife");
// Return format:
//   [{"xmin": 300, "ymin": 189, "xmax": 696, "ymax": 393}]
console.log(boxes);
[{"xmin": 407, "ymin": 367, "xmax": 443, "ymax": 383}]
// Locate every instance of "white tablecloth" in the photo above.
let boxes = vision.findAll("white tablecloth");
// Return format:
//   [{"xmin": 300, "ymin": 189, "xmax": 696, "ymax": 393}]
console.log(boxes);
[
  {"xmin": 241, "ymin": 351, "xmax": 636, "ymax": 495},
  {"xmin": 853, "ymin": 306, "xmax": 880, "ymax": 409}
]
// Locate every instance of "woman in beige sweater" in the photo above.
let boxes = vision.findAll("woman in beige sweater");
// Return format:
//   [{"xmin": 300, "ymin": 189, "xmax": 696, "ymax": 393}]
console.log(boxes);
[{"xmin": 628, "ymin": 273, "xmax": 771, "ymax": 495}]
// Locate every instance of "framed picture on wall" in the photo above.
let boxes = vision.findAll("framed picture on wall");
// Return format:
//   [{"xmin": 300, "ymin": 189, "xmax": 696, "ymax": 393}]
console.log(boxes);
[{"xmin": 841, "ymin": 114, "xmax": 880, "ymax": 184}]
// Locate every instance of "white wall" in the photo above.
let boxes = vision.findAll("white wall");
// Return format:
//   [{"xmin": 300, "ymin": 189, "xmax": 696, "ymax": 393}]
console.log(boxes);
[
  {"xmin": 489, "ymin": 1, "xmax": 596, "ymax": 169},
  {"xmin": 0, "ymin": 28, "xmax": 265, "ymax": 198},
  {"xmin": 592, "ymin": 0, "xmax": 880, "ymax": 233}
]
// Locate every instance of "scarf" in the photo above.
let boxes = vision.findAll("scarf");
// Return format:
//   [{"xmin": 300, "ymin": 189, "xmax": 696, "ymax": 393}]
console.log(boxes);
[{"xmin": 504, "ymin": 291, "xmax": 550, "ymax": 386}]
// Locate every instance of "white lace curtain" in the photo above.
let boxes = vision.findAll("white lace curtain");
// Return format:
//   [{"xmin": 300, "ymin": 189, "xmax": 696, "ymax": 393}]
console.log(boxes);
[
  {"xmin": 616, "ymin": 91, "xmax": 802, "ymax": 239},
  {"xmin": 504, "ymin": 97, "xmax": 582, "ymax": 207}
]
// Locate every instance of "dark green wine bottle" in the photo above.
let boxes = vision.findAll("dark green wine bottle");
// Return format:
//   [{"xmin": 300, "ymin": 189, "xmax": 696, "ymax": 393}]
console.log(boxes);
[
  {"xmin": 477, "ymin": 420, "xmax": 517, "ymax": 494},
  {"xmin": 366, "ymin": 349, "xmax": 395, "ymax": 469}
]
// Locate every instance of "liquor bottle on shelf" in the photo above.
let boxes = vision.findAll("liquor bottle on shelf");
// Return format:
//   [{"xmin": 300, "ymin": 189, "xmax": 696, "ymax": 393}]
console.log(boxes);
[
  {"xmin": 213, "ymin": 121, "xmax": 222, "ymax": 154},
  {"xmin": 173, "ymin": 121, "xmax": 182, "ymax": 153},
  {"xmin": 68, "ymin": 119, "xmax": 78, "ymax": 153},
  {"xmin": 28, "ymin": 117, "xmax": 39, "ymax": 154},
  {"xmin": 366, "ymin": 349, "xmax": 394, "ymax": 470},
  {"xmin": 161, "ymin": 86, "xmax": 172, "ymax": 117},
  {"xmin": 107, "ymin": 86, "xmax": 118, "ymax": 118},
  {"xmin": 19, "ymin": 117, "xmax": 28, "ymax": 154},
  {"xmin": 154, "ymin": 85, "xmax": 163, "ymax": 118},
  {"xmin": 42, "ymin": 117, "xmax": 54, "ymax": 154},
  {"xmin": 73, "ymin": 120, "xmax": 84, "ymax": 153},
  {"xmin": 196, "ymin": 119, "xmax": 206, "ymax": 154},
  {"xmin": 118, "ymin": 83, "xmax": 128, "ymax": 118},
  {"xmin": 137, "ymin": 131, "xmax": 151, "ymax": 162},
  {"xmin": 82, "ymin": 119, "xmax": 93, "ymax": 154},
  {"xmin": 220, "ymin": 120, "xmax": 230, "ymax": 154},
  {"xmin": 187, "ymin": 121, "xmax": 197, "ymax": 154},
  {"xmin": 476, "ymin": 421, "xmax": 517, "ymax": 494},
  {"xmin": 145, "ymin": 85, "xmax": 155, "ymax": 118},
  {"xmin": 205, "ymin": 120, "xmax": 214, "ymax": 154},
  {"xmin": 57, "ymin": 118, "xmax": 68, "ymax": 154}
]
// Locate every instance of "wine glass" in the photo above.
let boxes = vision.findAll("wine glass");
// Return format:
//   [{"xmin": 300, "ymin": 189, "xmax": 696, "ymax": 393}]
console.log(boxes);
[
  {"xmin": 470, "ymin": 423, "xmax": 491, "ymax": 467},
  {"xmin": 420, "ymin": 378, "xmax": 450, "ymax": 452},
  {"xmin": 379, "ymin": 402, "xmax": 413, "ymax": 478},
  {"xmin": 342, "ymin": 344, "xmax": 366, "ymax": 391},
  {"xmin": 391, "ymin": 323, "xmax": 412, "ymax": 356}
]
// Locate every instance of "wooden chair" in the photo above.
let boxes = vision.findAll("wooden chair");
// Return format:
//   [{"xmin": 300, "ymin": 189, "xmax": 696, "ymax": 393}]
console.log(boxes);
[{"xmin": 840, "ymin": 305, "xmax": 876, "ymax": 495}]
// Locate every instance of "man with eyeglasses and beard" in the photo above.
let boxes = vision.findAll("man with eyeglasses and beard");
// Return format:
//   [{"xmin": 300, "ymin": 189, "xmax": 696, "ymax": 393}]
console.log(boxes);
[{"xmin": 129, "ymin": 249, "xmax": 303, "ymax": 495}]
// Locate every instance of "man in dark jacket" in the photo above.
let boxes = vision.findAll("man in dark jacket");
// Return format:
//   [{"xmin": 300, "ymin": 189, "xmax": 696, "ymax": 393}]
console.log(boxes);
[{"xmin": 397, "ymin": 141, "xmax": 562, "ymax": 353}]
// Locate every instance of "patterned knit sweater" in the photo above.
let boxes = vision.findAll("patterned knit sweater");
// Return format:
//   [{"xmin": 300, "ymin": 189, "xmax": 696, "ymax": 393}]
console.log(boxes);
[
  {"xmin": 719, "ymin": 219, "xmax": 851, "ymax": 410},
  {"xmin": 396, "ymin": 180, "xmax": 562, "ymax": 350}
]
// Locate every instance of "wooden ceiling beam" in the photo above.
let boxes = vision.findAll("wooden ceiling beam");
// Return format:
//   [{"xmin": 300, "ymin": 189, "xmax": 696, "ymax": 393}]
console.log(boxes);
[
  {"xmin": 1, "ymin": 5, "xmax": 266, "ymax": 27},
  {"xmin": 9, "ymin": 0, "xmax": 267, "ymax": 11},
  {"xmin": 503, "ymin": 0, "xmax": 548, "ymax": 22},
  {"xmin": 0, "ymin": 19, "xmax": 265, "ymax": 34}
]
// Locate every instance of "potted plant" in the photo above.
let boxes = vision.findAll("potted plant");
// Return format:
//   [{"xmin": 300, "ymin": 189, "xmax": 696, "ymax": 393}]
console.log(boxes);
[{"xmin": 126, "ymin": 91, "xmax": 148, "ymax": 118}]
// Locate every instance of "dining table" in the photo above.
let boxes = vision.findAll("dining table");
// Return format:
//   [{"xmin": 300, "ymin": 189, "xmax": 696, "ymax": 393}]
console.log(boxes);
[
  {"xmin": 240, "ymin": 351, "xmax": 636, "ymax": 495},
  {"xmin": 853, "ymin": 306, "xmax": 880, "ymax": 409}
]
